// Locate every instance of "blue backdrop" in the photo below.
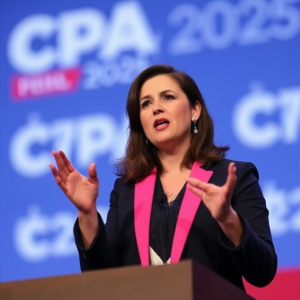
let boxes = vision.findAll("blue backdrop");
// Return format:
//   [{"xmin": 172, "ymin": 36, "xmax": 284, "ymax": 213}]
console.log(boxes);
[{"xmin": 1, "ymin": 0, "xmax": 299, "ymax": 282}]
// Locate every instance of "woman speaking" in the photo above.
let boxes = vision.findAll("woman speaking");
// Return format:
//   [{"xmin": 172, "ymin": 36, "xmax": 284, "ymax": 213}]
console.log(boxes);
[{"xmin": 49, "ymin": 65, "xmax": 277, "ymax": 291}]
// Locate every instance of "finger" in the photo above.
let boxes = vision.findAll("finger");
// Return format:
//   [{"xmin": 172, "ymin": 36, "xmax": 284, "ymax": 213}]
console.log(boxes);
[
  {"xmin": 224, "ymin": 162, "xmax": 237, "ymax": 194},
  {"xmin": 49, "ymin": 164, "xmax": 65, "ymax": 184},
  {"xmin": 49, "ymin": 163, "xmax": 59, "ymax": 180},
  {"xmin": 51, "ymin": 152, "xmax": 68, "ymax": 182},
  {"xmin": 186, "ymin": 177, "xmax": 210, "ymax": 192},
  {"xmin": 57, "ymin": 178, "xmax": 68, "ymax": 194},
  {"xmin": 52, "ymin": 150, "xmax": 70, "ymax": 176},
  {"xmin": 187, "ymin": 184, "xmax": 205, "ymax": 199},
  {"xmin": 59, "ymin": 150, "xmax": 75, "ymax": 173},
  {"xmin": 49, "ymin": 164, "xmax": 69, "ymax": 194},
  {"xmin": 88, "ymin": 163, "xmax": 98, "ymax": 181}
]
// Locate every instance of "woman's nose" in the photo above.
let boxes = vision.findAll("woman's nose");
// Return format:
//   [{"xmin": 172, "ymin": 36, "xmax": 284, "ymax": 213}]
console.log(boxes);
[
  {"xmin": 153, "ymin": 108, "xmax": 163, "ymax": 115},
  {"xmin": 152, "ymin": 100, "xmax": 164, "ymax": 115}
]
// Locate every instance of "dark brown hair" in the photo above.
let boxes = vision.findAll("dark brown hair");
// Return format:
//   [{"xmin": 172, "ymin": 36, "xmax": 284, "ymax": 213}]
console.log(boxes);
[{"xmin": 116, "ymin": 65, "xmax": 229, "ymax": 182}]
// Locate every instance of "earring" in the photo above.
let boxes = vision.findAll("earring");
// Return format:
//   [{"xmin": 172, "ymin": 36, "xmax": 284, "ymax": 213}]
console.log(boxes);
[
  {"xmin": 193, "ymin": 119, "xmax": 198, "ymax": 134},
  {"xmin": 145, "ymin": 138, "xmax": 149, "ymax": 145}
]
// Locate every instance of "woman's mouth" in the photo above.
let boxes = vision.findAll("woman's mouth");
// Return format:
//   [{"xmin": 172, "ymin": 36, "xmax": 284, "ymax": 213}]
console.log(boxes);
[{"xmin": 153, "ymin": 118, "xmax": 170, "ymax": 130}]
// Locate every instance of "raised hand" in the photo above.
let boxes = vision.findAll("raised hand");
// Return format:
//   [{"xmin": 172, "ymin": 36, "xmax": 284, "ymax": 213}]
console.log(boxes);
[
  {"xmin": 187, "ymin": 162, "xmax": 237, "ymax": 223},
  {"xmin": 49, "ymin": 150, "xmax": 99, "ymax": 214},
  {"xmin": 187, "ymin": 162, "xmax": 242, "ymax": 246}
]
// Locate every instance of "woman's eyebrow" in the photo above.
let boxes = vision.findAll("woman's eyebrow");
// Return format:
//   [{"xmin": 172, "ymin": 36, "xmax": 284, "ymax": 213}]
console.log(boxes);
[
  {"xmin": 140, "ymin": 89, "xmax": 177, "ymax": 102},
  {"xmin": 160, "ymin": 89, "xmax": 177, "ymax": 95},
  {"xmin": 140, "ymin": 94, "xmax": 151, "ymax": 102}
]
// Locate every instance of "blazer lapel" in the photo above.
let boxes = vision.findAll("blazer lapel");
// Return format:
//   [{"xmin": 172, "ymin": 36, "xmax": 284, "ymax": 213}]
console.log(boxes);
[
  {"xmin": 170, "ymin": 162, "xmax": 213, "ymax": 263},
  {"xmin": 134, "ymin": 169, "xmax": 156, "ymax": 266}
]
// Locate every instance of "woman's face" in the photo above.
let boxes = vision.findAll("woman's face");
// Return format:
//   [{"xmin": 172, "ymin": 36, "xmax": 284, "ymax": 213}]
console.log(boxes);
[{"xmin": 139, "ymin": 75, "xmax": 201, "ymax": 152}]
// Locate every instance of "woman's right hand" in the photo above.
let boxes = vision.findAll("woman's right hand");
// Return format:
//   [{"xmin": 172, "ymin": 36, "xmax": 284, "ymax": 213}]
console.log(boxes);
[{"xmin": 49, "ymin": 150, "xmax": 99, "ymax": 215}]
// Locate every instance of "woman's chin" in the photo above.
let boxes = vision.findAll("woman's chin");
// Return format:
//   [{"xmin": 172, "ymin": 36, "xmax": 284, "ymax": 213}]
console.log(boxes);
[{"xmin": 151, "ymin": 138, "xmax": 190, "ymax": 153}]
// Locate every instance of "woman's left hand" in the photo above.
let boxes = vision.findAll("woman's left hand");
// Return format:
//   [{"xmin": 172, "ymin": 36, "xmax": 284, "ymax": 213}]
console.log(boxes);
[{"xmin": 187, "ymin": 162, "xmax": 237, "ymax": 224}]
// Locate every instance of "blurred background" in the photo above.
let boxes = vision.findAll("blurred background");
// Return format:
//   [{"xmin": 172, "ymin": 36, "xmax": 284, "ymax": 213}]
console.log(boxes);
[{"xmin": 0, "ymin": 0, "xmax": 299, "ymax": 298}]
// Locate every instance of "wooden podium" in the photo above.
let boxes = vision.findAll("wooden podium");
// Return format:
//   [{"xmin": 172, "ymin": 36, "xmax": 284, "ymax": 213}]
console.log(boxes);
[{"xmin": 0, "ymin": 260, "xmax": 253, "ymax": 300}]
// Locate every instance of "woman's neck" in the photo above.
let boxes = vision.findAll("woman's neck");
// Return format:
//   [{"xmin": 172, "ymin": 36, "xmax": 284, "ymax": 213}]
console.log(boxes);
[{"xmin": 158, "ymin": 144, "xmax": 189, "ymax": 174}]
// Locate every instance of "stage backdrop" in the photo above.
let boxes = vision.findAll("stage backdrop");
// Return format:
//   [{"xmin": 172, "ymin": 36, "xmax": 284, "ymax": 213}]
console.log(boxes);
[{"xmin": 1, "ymin": 0, "xmax": 299, "ymax": 287}]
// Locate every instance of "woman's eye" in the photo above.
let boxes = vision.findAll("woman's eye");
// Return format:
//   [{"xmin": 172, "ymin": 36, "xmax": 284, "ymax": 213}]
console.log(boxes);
[
  {"xmin": 141, "ymin": 100, "xmax": 151, "ymax": 108},
  {"xmin": 164, "ymin": 94, "xmax": 175, "ymax": 100}
]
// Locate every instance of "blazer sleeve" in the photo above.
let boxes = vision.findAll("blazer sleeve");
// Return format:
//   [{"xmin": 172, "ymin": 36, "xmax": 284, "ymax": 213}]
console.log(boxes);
[
  {"xmin": 73, "ymin": 178, "xmax": 122, "ymax": 271},
  {"xmin": 218, "ymin": 161, "xmax": 277, "ymax": 287}
]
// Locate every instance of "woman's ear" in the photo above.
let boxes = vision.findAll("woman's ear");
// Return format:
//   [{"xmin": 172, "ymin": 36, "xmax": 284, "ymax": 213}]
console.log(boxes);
[{"xmin": 192, "ymin": 101, "xmax": 201, "ymax": 120}]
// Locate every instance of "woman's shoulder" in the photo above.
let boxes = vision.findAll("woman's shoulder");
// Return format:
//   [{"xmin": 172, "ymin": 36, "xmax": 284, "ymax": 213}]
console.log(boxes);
[
  {"xmin": 206, "ymin": 158, "xmax": 259, "ymax": 179},
  {"xmin": 112, "ymin": 176, "xmax": 135, "ymax": 190}
]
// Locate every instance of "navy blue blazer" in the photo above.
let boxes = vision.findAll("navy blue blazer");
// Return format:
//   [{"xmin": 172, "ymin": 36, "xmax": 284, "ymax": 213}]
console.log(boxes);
[{"xmin": 74, "ymin": 159, "xmax": 277, "ymax": 290}]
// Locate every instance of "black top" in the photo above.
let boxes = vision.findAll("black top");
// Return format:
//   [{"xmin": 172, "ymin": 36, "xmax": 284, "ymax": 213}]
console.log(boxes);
[{"xmin": 150, "ymin": 176, "xmax": 186, "ymax": 263}]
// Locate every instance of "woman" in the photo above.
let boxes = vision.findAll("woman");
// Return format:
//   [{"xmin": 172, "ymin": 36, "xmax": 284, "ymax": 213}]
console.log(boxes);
[{"xmin": 50, "ymin": 65, "xmax": 277, "ymax": 290}]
